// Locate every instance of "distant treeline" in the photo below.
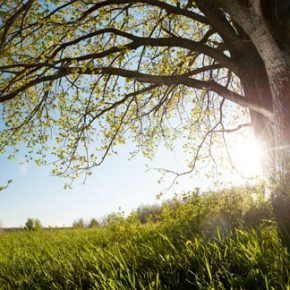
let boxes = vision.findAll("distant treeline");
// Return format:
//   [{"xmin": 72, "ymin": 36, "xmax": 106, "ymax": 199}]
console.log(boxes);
[
  {"xmin": 3, "ymin": 184, "xmax": 272, "ymax": 233},
  {"xmin": 72, "ymin": 184, "xmax": 273, "ymax": 234}
]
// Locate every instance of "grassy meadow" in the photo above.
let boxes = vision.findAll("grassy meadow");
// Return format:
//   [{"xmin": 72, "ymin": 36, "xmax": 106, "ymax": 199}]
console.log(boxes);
[{"xmin": 0, "ymin": 186, "xmax": 289, "ymax": 289}]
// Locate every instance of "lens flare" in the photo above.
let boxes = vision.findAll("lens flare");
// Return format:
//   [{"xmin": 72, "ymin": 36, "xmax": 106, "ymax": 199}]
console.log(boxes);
[{"xmin": 231, "ymin": 140, "xmax": 263, "ymax": 178}]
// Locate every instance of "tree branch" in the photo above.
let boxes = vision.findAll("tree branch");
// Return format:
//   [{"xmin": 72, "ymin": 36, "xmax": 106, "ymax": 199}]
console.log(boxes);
[
  {"xmin": 214, "ymin": 122, "xmax": 251, "ymax": 133},
  {"xmin": 80, "ymin": 0, "xmax": 209, "ymax": 24},
  {"xmin": 1, "ymin": 29, "xmax": 236, "ymax": 72},
  {"xmin": 0, "ymin": 0, "xmax": 34, "ymax": 47},
  {"xmin": 0, "ymin": 66, "xmax": 273, "ymax": 120}
]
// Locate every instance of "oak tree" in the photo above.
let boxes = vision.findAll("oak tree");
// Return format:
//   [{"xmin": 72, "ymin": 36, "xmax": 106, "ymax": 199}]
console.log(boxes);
[{"xmin": 1, "ymin": 1, "xmax": 290, "ymax": 244}]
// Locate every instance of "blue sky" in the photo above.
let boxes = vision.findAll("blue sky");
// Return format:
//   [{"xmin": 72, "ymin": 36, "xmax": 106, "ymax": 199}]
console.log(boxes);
[
  {"xmin": 0, "ymin": 132, "xmax": 262, "ymax": 228},
  {"xmin": 0, "ymin": 138, "xmax": 209, "ymax": 227}
]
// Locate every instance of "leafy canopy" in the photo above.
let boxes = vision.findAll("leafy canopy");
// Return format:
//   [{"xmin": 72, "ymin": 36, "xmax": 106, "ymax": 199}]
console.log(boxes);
[{"xmin": 0, "ymin": 1, "xmax": 266, "ymax": 183}]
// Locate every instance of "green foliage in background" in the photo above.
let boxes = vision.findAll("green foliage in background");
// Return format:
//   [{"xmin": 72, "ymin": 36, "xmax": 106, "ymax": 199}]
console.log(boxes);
[
  {"xmin": 88, "ymin": 218, "xmax": 100, "ymax": 229},
  {"xmin": 72, "ymin": 218, "xmax": 85, "ymax": 229},
  {"xmin": 24, "ymin": 218, "xmax": 42, "ymax": 231},
  {"xmin": 0, "ymin": 186, "xmax": 288, "ymax": 289}
]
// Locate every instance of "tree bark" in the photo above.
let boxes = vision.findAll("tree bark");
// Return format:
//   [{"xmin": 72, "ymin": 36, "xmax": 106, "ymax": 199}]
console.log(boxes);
[
  {"xmin": 244, "ymin": 65, "xmax": 290, "ymax": 248},
  {"xmin": 239, "ymin": 57, "xmax": 275, "ymax": 179},
  {"xmin": 249, "ymin": 44, "xmax": 290, "ymax": 248},
  {"xmin": 270, "ymin": 71, "xmax": 290, "ymax": 247}
]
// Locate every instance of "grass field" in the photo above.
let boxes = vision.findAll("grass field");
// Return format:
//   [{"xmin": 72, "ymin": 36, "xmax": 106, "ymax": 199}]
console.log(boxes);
[{"xmin": 0, "ymin": 187, "xmax": 289, "ymax": 289}]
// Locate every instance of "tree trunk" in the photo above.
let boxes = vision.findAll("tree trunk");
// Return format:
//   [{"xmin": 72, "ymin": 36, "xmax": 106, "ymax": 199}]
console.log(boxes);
[
  {"xmin": 245, "ymin": 70, "xmax": 290, "ymax": 247},
  {"xmin": 241, "ymin": 65, "xmax": 275, "ymax": 180},
  {"xmin": 229, "ymin": 1, "xmax": 290, "ymax": 248},
  {"xmin": 246, "ymin": 66, "xmax": 290, "ymax": 248},
  {"xmin": 240, "ymin": 51, "xmax": 290, "ymax": 247},
  {"xmin": 270, "ymin": 72, "xmax": 290, "ymax": 247}
]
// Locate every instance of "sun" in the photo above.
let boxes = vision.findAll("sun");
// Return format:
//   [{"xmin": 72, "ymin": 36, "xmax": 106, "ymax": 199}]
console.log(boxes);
[{"xmin": 231, "ymin": 139, "xmax": 263, "ymax": 178}]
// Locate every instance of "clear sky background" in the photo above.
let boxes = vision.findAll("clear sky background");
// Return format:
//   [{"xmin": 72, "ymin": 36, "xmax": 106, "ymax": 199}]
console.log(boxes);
[
  {"xmin": 0, "ymin": 138, "xmax": 206, "ymax": 227},
  {"xmin": 0, "ymin": 130, "xmax": 262, "ymax": 228}
]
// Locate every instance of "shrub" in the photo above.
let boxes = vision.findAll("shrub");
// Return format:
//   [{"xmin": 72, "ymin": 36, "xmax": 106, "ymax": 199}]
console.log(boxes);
[{"xmin": 25, "ymin": 218, "xmax": 42, "ymax": 231}]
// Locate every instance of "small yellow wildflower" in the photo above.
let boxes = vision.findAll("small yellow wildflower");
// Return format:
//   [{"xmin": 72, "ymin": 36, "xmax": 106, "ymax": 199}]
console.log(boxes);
[{"xmin": 186, "ymin": 240, "xmax": 193, "ymax": 247}]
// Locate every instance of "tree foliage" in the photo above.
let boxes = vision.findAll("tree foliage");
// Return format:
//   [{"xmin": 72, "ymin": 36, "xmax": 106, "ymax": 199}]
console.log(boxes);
[
  {"xmin": 0, "ymin": 0, "xmax": 274, "ymax": 181},
  {"xmin": 25, "ymin": 218, "xmax": 42, "ymax": 231},
  {"xmin": 88, "ymin": 218, "xmax": 100, "ymax": 228},
  {"xmin": 72, "ymin": 218, "xmax": 85, "ymax": 228},
  {"xmin": 135, "ymin": 204, "xmax": 162, "ymax": 224}
]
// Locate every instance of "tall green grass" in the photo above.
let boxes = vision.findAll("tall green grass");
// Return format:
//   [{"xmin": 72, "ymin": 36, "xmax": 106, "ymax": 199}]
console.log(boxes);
[{"xmin": 0, "ymin": 186, "xmax": 289, "ymax": 289}]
